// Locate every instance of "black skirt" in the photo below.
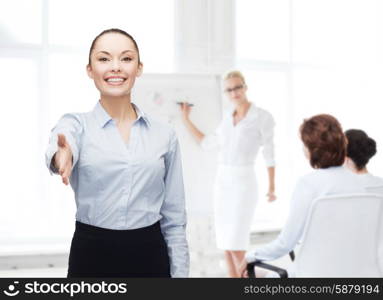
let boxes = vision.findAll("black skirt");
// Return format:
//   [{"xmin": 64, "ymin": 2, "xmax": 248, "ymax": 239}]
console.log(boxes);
[{"xmin": 67, "ymin": 221, "xmax": 170, "ymax": 278}]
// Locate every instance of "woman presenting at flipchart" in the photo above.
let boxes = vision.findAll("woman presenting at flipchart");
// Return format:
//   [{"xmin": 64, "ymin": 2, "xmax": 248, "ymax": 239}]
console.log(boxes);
[{"xmin": 180, "ymin": 71, "xmax": 276, "ymax": 277}]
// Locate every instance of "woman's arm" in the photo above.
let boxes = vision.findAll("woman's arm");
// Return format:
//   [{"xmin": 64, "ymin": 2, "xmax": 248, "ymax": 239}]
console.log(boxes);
[
  {"xmin": 180, "ymin": 102, "xmax": 205, "ymax": 143},
  {"xmin": 245, "ymin": 177, "xmax": 315, "ymax": 263},
  {"xmin": 267, "ymin": 166, "xmax": 276, "ymax": 202},
  {"xmin": 261, "ymin": 112, "xmax": 276, "ymax": 201},
  {"xmin": 45, "ymin": 113, "xmax": 83, "ymax": 185},
  {"xmin": 160, "ymin": 130, "xmax": 189, "ymax": 277},
  {"xmin": 180, "ymin": 102, "xmax": 223, "ymax": 152}
]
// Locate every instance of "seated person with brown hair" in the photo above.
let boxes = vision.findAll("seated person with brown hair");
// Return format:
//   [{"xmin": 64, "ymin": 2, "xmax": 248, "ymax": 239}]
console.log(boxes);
[{"xmin": 239, "ymin": 114, "xmax": 368, "ymax": 277}]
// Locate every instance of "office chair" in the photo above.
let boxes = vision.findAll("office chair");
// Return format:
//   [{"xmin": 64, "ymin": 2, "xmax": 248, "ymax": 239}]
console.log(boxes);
[{"xmin": 247, "ymin": 193, "xmax": 383, "ymax": 277}]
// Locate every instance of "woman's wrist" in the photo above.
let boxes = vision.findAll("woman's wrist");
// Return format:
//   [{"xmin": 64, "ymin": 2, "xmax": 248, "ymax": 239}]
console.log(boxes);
[{"xmin": 52, "ymin": 153, "xmax": 58, "ymax": 169}]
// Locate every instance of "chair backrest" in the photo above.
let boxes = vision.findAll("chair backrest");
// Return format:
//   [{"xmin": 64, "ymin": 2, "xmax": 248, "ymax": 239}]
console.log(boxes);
[{"xmin": 294, "ymin": 193, "xmax": 383, "ymax": 277}]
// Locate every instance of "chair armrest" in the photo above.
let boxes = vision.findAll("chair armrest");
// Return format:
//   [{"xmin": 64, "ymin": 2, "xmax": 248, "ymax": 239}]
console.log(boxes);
[{"xmin": 247, "ymin": 261, "xmax": 289, "ymax": 278}]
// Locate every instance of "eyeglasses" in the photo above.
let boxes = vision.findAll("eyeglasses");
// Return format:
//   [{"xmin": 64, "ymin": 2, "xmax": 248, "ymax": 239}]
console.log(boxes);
[{"xmin": 224, "ymin": 84, "xmax": 245, "ymax": 93}]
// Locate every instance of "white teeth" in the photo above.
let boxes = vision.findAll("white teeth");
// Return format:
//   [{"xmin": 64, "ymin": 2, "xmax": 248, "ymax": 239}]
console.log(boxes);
[{"xmin": 106, "ymin": 78, "xmax": 124, "ymax": 82}]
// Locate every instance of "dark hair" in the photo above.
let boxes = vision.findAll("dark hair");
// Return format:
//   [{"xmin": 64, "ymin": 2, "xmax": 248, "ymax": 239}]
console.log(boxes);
[
  {"xmin": 300, "ymin": 114, "xmax": 346, "ymax": 169},
  {"xmin": 345, "ymin": 129, "xmax": 377, "ymax": 171},
  {"xmin": 88, "ymin": 28, "xmax": 141, "ymax": 66}
]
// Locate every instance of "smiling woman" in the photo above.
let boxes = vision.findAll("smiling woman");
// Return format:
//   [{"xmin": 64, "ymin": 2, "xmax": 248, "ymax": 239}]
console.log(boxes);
[
  {"xmin": 45, "ymin": 29, "xmax": 189, "ymax": 278},
  {"xmin": 86, "ymin": 29, "xmax": 143, "ymax": 113}
]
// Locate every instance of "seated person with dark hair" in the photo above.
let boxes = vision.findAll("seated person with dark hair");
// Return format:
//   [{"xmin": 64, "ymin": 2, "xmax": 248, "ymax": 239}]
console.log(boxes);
[
  {"xmin": 344, "ymin": 129, "xmax": 383, "ymax": 191},
  {"xmin": 239, "ymin": 114, "xmax": 369, "ymax": 277}
]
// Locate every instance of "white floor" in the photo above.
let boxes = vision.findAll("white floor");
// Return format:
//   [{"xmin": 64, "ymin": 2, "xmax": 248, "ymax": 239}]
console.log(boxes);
[
  {"xmin": 0, "ymin": 232, "xmax": 292, "ymax": 278},
  {"xmin": 0, "ymin": 216, "xmax": 289, "ymax": 278},
  {"xmin": 0, "ymin": 267, "xmax": 67, "ymax": 277}
]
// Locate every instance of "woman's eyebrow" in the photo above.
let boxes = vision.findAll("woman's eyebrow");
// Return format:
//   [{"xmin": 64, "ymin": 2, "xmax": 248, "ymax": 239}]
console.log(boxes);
[
  {"xmin": 95, "ymin": 50, "xmax": 135, "ymax": 55},
  {"xmin": 96, "ymin": 51, "xmax": 111, "ymax": 55},
  {"xmin": 121, "ymin": 50, "xmax": 135, "ymax": 55}
]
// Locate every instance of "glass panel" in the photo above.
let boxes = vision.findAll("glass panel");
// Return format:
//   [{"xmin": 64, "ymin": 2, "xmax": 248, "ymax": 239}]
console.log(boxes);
[
  {"xmin": 236, "ymin": 0, "xmax": 290, "ymax": 62},
  {"xmin": 0, "ymin": 58, "xmax": 41, "ymax": 241},
  {"xmin": 47, "ymin": 52, "xmax": 97, "ymax": 126},
  {"xmin": 292, "ymin": 0, "xmax": 378, "ymax": 66},
  {"xmin": 292, "ymin": 0, "xmax": 382, "ymax": 176},
  {"xmin": 292, "ymin": 66, "xmax": 383, "ymax": 176},
  {"xmin": 48, "ymin": 0, "xmax": 174, "ymax": 72},
  {"xmin": 0, "ymin": 0, "xmax": 42, "ymax": 44}
]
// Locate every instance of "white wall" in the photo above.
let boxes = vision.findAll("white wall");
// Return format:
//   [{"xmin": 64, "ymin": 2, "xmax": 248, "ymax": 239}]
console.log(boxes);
[{"xmin": 175, "ymin": 0, "xmax": 235, "ymax": 73}]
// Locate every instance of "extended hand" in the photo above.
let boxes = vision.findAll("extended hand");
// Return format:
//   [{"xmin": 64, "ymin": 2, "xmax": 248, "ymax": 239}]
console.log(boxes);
[{"xmin": 54, "ymin": 134, "xmax": 73, "ymax": 185}]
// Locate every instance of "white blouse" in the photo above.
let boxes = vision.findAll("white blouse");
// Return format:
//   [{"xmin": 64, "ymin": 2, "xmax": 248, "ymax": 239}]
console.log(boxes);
[
  {"xmin": 358, "ymin": 173, "xmax": 383, "ymax": 187},
  {"xmin": 245, "ymin": 166, "xmax": 367, "ymax": 263},
  {"xmin": 358, "ymin": 173, "xmax": 383, "ymax": 194},
  {"xmin": 201, "ymin": 104, "xmax": 275, "ymax": 167}
]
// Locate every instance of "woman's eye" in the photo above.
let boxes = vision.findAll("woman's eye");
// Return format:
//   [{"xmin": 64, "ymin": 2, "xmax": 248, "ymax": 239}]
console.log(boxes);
[
  {"xmin": 98, "ymin": 57, "xmax": 108, "ymax": 62},
  {"xmin": 122, "ymin": 57, "xmax": 132, "ymax": 62}
]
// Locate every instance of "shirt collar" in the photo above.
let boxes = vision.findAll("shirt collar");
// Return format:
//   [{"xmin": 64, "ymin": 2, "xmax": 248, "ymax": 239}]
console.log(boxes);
[
  {"xmin": 93, "ymin": 101, "xmax": 151, "ymax": 128},
  {"xmin": 230, "ymin": 102, "xmax": 257, "ymax": 119},
  {"xmin": 132, "ymin": 102, "xmax": 151, "ymax": 127}
]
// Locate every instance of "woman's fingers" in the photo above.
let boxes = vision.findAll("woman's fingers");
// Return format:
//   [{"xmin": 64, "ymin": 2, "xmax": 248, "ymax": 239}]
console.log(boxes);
[
  {"xmin": 53, "ymin": 134, "xmax": 72, "ymax": 186},
  {"xmin": 180, "ymin": 102, "xmax": 192, "ymax": 120},
  {"xmin": 184, "ymin": 103, "xmax": 192, "ymax": 112},
  {"xmin": 57, "ymin": 133, "xmax": 67, "ymax": 148},
  {"xmin": 56, "ymin": 134, "xmax": 73, "ymax": 168},
  {"xmin": 57, "ymin": 150, "xmax": 69, "ymax": 171},
  {"xmin": 180, "ymin": 102, "xmax": 189, "ymax": 110},
  {"xmin": 180, "ymin": 102, "xmax": 186, "ymax": 112},
  {"xmin": 56, "ymin": 139, "xmax": 73, "ymax": 185},
  {"xmin": 62, "ymin": 174, "xmax": 69, "ymax": 185},
  {"xmin": 60, "ymin": 163, "xmax": 72, "ymax": 185}
]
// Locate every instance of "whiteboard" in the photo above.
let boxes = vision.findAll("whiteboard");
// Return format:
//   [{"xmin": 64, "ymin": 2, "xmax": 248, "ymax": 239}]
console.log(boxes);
[{"xmin": 132, "ymin": 73, "xmax": 222, "ymax": 215}]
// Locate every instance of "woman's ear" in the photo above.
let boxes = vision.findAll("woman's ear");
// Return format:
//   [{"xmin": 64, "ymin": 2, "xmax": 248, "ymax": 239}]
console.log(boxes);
[
  {"xmin": 136, "ymin": 62, "xmax": 144, "ymax": 77},
  {"xmin": 86, "ymin": 64, "xmax": 94, "ymax": 79},
  {"xmin": 303, "ymin": 145, "xmax": 310, "ymax": 160}
]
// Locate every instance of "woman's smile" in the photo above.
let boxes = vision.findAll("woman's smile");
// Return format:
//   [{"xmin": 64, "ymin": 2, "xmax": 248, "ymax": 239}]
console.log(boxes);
[{"xmin": 104, "ymin": 76, "xmax": 127, "ymax": 86}]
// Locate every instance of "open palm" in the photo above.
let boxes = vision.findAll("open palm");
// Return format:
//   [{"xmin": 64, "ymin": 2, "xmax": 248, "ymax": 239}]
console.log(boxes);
[{"xmin": 54, "ymin": 134, "xmax": 73, "ymax": 185}]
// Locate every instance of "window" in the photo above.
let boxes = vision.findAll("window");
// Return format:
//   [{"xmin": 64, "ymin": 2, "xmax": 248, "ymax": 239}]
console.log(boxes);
[
  {"xmin": 291, "ymin": 0, "xmax": 383, "ymax": 176},
  {"xmin": 236, "ymin": 0, "xmax": 383, "ymax": 230},
  {"xmin": 236, "ymin": 0, "xmax": 290, "ymax": 62},
  {"xmin": 236, "ymin": 0, "xmax": 292, "ymax": 230}
]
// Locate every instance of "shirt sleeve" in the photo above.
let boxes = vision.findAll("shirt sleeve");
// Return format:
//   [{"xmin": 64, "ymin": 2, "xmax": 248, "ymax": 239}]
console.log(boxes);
[
  {"xmin": 260, "ymin": 111, "xmax": 275, "ymax": 167},
  {"xmin": 200, "ymin": 121, "xmax": 223, "ymax": 151},
  {"xmin": 45, "ymin": 113, "xmax": 83, "ymax": 175},
  {"xmin": 245, "ymin": 177, "xmax": 315, "ymax": 262},
  {"xmin": 160, "ymin": 129, "xmax": 190, "ymax": 277}
]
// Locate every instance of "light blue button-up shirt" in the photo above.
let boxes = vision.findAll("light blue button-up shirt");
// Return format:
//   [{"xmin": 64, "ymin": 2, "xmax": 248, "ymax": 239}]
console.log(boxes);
[{"xmin": 45, "ymin": 101, "xmax": 189, "ymax": 277}]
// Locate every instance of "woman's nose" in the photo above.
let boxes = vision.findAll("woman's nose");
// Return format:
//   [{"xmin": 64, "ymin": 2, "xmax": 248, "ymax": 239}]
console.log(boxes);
[{"xmin": 111, "ymin": 59, "xmax": 121, "ymax": 72}]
